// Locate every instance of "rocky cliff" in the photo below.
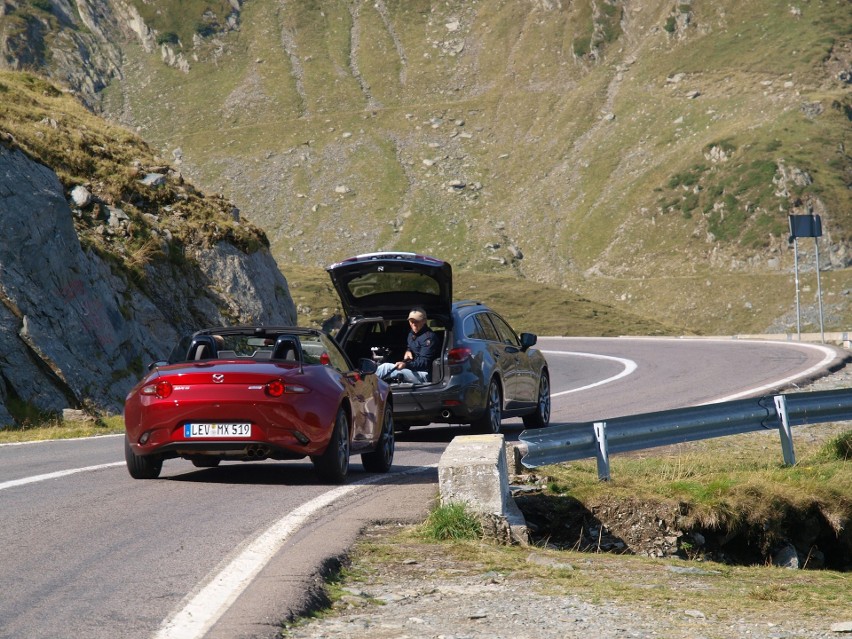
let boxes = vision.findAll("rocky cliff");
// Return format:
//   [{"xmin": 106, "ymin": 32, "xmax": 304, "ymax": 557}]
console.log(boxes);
[{"xmin": 0, "ymin": 71, "xmax": 296, "ymax": 427}]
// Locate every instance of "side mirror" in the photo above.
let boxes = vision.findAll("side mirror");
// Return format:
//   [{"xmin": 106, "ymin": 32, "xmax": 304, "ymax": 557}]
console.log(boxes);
[
  {"xmin": 148, "ymin": 361, "xmax": 168, "ymax": 371},
  {"xmin": 519, "ymin": 332, "xmax": 537, "ymax": 351}
]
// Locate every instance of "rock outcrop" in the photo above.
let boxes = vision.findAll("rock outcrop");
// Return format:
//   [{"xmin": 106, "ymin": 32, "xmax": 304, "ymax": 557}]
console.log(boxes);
[{"xmin": 0, "ymin": 145, "xmax": 296, "ymax": 426}]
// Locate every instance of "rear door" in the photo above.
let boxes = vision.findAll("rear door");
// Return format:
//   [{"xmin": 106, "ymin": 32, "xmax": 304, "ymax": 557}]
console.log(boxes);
[
  {"xmin": 473, "ymin": 312, "xmax": 521, "ymax": 405},
  {"xmin": 484, "ymin": 312, "xmax": 533, "ymax": 407}
]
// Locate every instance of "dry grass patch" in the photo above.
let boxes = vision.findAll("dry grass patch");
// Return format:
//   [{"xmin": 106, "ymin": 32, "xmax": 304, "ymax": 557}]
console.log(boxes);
[{"xmin": 0, "ymin": 415, "xmax": 124, "ymax": 444}]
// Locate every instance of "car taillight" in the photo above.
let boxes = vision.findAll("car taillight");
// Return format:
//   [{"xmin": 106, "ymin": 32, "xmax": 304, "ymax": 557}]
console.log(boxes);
[
  {"xmin": 447, "ymin": 347, "xmax": 472, "ymax": 364},
  {"xmin": 266, "ymin": 380, "xmax": 309, "ymax": 397},
  {"xmin": 141, "ymin": 380, "xmax": 173, "ymax": 399}
]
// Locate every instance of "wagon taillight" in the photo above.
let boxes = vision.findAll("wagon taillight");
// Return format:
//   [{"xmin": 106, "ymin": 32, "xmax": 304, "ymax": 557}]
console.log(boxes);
[{"xmin": 447, "ymin": 347, "xmax": 472, "ymax": 364}]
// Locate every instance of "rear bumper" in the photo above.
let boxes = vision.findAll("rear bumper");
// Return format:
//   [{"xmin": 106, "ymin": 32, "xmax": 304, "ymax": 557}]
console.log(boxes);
[
  {"xmin": 391, "ymin": 378, "xmax": 485, "ymax": 425},
  {"xmin": 137, "ymin": 440, "xmax": 308, "ymax": 461},
  {"xmin": 126, "ymin": 416, "xmax": 327, "ymax": 458},
  {"xmin": 124, "ymin": 393, "xmax": 341, "ymax": 458}
]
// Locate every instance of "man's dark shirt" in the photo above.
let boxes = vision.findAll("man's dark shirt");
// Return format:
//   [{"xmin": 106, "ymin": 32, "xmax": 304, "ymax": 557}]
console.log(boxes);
[{"xmin": 406, "ymin": 327, "xmax": 440, "ymax": 372}]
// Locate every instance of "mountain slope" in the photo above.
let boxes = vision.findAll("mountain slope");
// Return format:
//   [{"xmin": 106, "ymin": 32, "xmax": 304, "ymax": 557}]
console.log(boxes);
[{"xmin": 2, "ymin": 0, "xmax": 850, "ymax": 335}]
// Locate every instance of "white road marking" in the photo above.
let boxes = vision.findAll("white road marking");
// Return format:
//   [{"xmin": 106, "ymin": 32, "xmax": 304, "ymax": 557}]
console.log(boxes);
[
  {"xmin": 701, "ymin": 341, "xmax": 841, "ymax": 404},
  {"xmin": 0, "ymin": 462, "xmax": 124, "ymax": 491},
  {"xmin": 153, "ymin": 466, "xmax": 434, "ymax": 639},
  {"xmin": 541, "ymin": 350, "xmax": 637, "ymax": 397},
  {"xmin": 541, "ymin": 339, "xmax": 843, "ymax": 404}
]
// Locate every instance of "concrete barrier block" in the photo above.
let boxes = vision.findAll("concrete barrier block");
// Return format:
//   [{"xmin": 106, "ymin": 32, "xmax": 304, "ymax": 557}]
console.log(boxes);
[{"xmin": 438, "ymin": 434, "xmax": 528, "ymax": 544}]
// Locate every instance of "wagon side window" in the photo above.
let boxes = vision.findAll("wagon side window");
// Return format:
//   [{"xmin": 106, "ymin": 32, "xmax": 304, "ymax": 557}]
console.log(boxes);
[
  {"xmin": 475, "ymin": 313, "xmax": 500, "ymax": 343},
  {"xmin": 463, "ymin": 315, "xmax": 486, "ymax": 340},
  {"xmin": 489, "ymin": 313, "xmax": 520, "ymax": 348}
]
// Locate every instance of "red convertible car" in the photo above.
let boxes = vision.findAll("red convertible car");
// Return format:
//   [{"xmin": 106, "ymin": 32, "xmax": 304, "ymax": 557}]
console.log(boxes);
[{"xmin": 123, "ymin": 326, "xmax": 394, "ymax": 483}]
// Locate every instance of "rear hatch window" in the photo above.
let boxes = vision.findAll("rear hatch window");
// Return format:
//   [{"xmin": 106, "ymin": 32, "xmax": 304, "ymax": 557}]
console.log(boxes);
[{"xmin": 326, "ymin": 252, "xmax": 452, "ymax": 320}]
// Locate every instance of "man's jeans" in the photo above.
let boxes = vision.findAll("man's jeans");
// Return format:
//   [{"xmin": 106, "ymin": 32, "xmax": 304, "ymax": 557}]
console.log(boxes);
[{"xmin": 376, "ymin": 362, "xmax": 428, "ymax": 383}]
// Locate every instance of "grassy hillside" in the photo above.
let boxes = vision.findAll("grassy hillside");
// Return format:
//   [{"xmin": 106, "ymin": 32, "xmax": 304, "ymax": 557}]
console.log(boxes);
[
  {"xmin": 0, "ymin": 70, "xmax": 268, "ymax": 287},
  {"xmin": 0, "ymin": 68, "xmax": 672, "ymax": 338},
  {"xmin": 285, "ymin": 262, "xmax": 679, "ymax": 337},
  {"xmin": 24, "ymin": 0, "xmax": 852, "ymax": 335}
]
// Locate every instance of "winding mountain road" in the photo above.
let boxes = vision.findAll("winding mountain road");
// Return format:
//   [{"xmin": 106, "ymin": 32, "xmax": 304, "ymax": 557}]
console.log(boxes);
[{"xmin": 0, "ymin": 338, "xmax": 845, "ymax": 639}]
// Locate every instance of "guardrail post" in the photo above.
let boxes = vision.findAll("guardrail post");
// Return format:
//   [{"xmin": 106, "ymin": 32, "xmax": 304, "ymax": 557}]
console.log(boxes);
[
  {"xmin": 593, "ymin": 421, "xmax": 611, "ymax": 481},
  {"xmin": 774, "ymin": 395, "xmax": 796, "ymax": 466}
]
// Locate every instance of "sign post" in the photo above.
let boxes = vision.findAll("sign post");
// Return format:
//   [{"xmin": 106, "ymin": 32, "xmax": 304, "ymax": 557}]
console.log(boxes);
[{"xmin": 788, "ymin": 214, "xmax": 824, "ymax": 342}]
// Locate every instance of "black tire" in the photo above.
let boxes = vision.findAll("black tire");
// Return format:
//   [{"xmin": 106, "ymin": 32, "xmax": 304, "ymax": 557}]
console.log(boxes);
[
  {"xmin": 124, "ymin": 434, "xmax": 163, "ymax": 479},
  {"xmin": 312, "ymin": 407, "xmax": 351, "ymax": 484},
  {"xmin": 361, "ymin": 404, "xmax": 395, "ymax": 473},
  {"xmin": 522, "ymin": 372, "xmax": 551, "ymax": 429},
  {"xmin": 190, "ymin": 457, "xmax": 221, "ymax": 468},
  {"xmin": 472, "ymin": 379, "xmax": 502, "ymax": 434}
]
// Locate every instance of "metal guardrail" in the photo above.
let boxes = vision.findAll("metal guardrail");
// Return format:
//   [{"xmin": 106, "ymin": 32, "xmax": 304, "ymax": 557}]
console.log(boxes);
[{"xmin": 518, "ymin": 388, "xmax": 852, "ymax": 480}]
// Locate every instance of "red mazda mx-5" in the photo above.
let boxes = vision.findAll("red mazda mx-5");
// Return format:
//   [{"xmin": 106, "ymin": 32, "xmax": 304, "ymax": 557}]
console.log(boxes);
[{"xmin": 123, "ymin": 326, "xmax": 394, "ymax": 483}]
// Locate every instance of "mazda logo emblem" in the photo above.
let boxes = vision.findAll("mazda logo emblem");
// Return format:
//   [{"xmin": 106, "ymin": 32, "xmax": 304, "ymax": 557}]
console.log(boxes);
[{"xmin": 212, "ymin": 374, "xmax": 224, "ymax": 384}]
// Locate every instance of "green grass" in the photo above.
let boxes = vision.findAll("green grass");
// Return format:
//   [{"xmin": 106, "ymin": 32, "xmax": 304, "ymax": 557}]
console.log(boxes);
[
  {"xmin": 282, "ymin": 256, "xmax": 851, "ymax": 338},
  {"xmin": 0, "ymin": 69, "xmax": 270, "ymax": 264},
  {"xmin": 419, "ymin": 503, "xmax": 483, "ymax": 541},
  {"xmin": 821, "ymin": 431, "xmax": 852, "ymax": 461}
]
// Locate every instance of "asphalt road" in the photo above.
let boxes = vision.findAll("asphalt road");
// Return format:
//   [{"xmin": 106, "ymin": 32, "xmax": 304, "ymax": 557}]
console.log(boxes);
[{"xmin": 0, "ymin": 337, "xmax": 845, "ymax": 639}]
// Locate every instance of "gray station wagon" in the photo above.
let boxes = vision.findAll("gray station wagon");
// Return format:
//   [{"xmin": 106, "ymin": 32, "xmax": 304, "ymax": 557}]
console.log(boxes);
[{"xmin": 327, "ymin": 252, "xmax": 550, "ymax": 433}]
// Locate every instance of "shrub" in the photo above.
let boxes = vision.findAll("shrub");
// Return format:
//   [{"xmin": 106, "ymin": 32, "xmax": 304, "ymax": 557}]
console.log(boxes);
[
  {"xmin": 824, "ymin": 431, "xmax": 852, "ymax": 461},
  {"xmin": 156, "ymin": 31, "xmax": 180, "ymax": 46},
  {"xmin": 195, "ymin": 22, "xmax": 217, "ymax": 38}
]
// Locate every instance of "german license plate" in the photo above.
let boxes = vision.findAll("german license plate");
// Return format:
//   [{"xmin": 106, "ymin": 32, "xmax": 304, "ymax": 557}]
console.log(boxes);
[{"xmin": 184, "ymin": 423, "xmax": 252, "ymax": 438}]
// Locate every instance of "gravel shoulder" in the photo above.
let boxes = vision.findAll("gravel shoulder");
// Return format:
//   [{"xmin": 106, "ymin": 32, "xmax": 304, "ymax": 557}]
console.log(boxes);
[
  {"xmin": 283, "ymin": 524, "xmax": 851, "ymax": 639},
  {"xmin": 282, "ymin": 365, "xmax": 852, "ymax": 639}
]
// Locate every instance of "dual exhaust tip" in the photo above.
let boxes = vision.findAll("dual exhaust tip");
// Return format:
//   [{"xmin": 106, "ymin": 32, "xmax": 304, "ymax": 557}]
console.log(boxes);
[{"xmin": 245, "ymin": 445, "xmax": 271, "ymax": 459}]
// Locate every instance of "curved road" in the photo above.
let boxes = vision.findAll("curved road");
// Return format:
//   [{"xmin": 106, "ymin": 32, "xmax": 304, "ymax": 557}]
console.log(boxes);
[
  {"xmin": 0, "ymin": 338, "xmax": 845, "ymax": 639},
  {"xmin": 540, "ymin": 337, "xmax": 843, "ymax": 423}
]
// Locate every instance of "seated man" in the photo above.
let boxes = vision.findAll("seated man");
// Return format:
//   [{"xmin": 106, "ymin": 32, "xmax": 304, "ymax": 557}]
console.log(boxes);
[{"xmin": 376, "ymin": 308, "xmax": 440, "ymax": 384}]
